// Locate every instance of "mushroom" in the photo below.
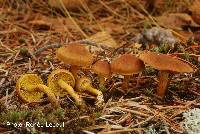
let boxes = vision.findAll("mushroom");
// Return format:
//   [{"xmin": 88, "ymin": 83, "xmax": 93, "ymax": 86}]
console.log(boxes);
[
  {"xmin": 92, "ymin": 60, "xmax": 111, "ymax": 86},
  {"xmin": 48, "ymin": 69, "xmax": 84, "ymax": 105},
  {"xmin": 56, "ymin": 44, "xmax": 93, "ymax": 79},
  {"xmin": 16, "ymin": 74, "xmax": 59, "ymax": 107},
  {"xmin": 110, "ymin": 54, "xmax": 145, "ymax": 90},
  {"xmin": 139, "ymin": 51, "xmax": 197, "ymax": 98},
  {"xmin": 76, "ymin": 76, "xmax": 104, "ymax": 104}
]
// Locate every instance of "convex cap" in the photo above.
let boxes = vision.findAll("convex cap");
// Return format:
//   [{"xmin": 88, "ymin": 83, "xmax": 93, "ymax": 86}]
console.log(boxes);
[
  {"xmin": 111, "ymin": 54, "xmax": 145, "ymax": 75},
  {"xmin": 139, "ymin": 51, "xmax": 197, "ymax": 73},
  {"xmin": 56, "ymin": 44, "xmax": 93, "ymax": 67},
  {"xmin": 92, "ymin": 60, "xmax": 111, "ymax": 77}
]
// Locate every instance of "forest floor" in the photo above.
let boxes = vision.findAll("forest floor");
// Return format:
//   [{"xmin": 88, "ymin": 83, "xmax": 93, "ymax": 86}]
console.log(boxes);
[{"xmin": 0, "ymin": 0, "xmax": 200, "ymax": 133}]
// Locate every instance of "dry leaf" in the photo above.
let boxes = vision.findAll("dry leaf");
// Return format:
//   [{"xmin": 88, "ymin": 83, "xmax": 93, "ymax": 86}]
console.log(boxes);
[
  {"xmin": 100, "ymin": 22, "xmax": 124, "ymax": 34},
  {"xmin": 87, "ymin": 31, "xmax": 118, "ymax": 49},
  {"xmin": 198, "ymin": 56, "xmax": 200, "ymax": 63},
  {"xmin": 155, "ymin": 13, "xmax": 198, "ymax": 29},
  {"xmin": 0, "ymin": 64, "xmax": 6, "ymax": 69},
  {"xmin": 28, "ymin": 15, "xmax": 76, "ymax": 32},
  {"xmin": 190, "ymin": 0, "xmax": 200, "ymax": 25},
  {"xmin": 28, "ymin": 19, "xmax": 52, "ymax": 30},
  {"xmin": 48, "ymin": 0, "xmax": 88, "ymax": 10},
  {"xmin": 194, "ymin": 31, "xmax": 200, "ymax": 42}
]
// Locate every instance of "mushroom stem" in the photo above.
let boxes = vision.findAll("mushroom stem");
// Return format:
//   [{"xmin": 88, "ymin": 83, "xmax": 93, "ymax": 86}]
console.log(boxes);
[
  {"xmin": 77, "ymin": 77, "xmax": 104, "ymax": 105},
  {"xmin": 80, "ymin": 80, "xmax": 104, "ymax": 106},
  {"xmin": 156, "ymin": 71, "xmax": 170, "ymax": 97},
  {"xmin": 122, "ymin": 75, "xmax": 130, "ymax": 90},
  {"xmin": 27, "ymin": 84, "xmax": 59, "ymax": 107},
  {"xmin": 98, "ymin": 75, "xmax": 106, "ymax": 86},
  {"xmin": 58, "ymin": 79, "xmax": 83, "ymax": 105},
  {"xmin": 70, "ymin": 65, "xmax": 79, "ymax": 80},
  {"xmin": 76, "ymin": 77, "xmax": 104, "ymax": 105},
  {"xmin": 77, "ymin": 77, "xmax": 103, "ymax": 96},
  {"xmin": 83, "ymin": 82, "xmax": 102, "ymax": 96},
  {"xmin": 136, "ymin": 72, "xmax": 142, "ymax": 87}
]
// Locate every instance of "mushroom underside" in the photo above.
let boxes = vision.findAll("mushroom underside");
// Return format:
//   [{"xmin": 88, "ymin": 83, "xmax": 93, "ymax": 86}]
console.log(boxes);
[
  {"xmin": 16, "ymin": 74, "xmax": 58, "ymax": 106},
  {"xmin": 48, "ymin": 69, "xmax": 83, "ymax": 105}
]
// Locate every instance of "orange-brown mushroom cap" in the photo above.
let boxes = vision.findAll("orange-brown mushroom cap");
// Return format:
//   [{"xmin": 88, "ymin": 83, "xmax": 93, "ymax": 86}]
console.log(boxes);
[
  {"xmin": 56, "ymin": 44, "xmax": 93, "ymax": 67},
  {"xmin": 139, "ymin": 51, "xmax": 196, "ymax": 73},
  {"xmin": 110, "ymin": 54, "xmax": 145, "ymax": 75},
  {"xmin": 92, "ymin": 60, "xmax": 111, "ymax": 77}
]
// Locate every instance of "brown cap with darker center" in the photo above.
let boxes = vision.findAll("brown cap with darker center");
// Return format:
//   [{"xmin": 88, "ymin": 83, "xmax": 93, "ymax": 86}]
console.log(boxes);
[
  {"xmin": 56, "ymin": 44, "xmax": 93, "ymax": 67},
  {"xmin": 139, "ymin": 51, "xmax": 196, "ymax": 73},
  {"xmin": 92, "ymin": 60, "xmax": 111, "ymax": 77},
  {"xmin": 111, "ymin": 54, "xmax": 145, "ymax": 75}
]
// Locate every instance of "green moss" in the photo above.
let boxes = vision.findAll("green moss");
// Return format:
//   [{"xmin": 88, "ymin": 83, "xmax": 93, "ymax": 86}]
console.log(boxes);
[
  {"xmin": 169, "ymin": 84, "xmax": 179, "ymax": 91},
  {"xmin": 19, "ymin": 48, "xmax": 29, "ymax": 55},
  {"xmin": 5, "ymin": 111, "xmax": 20, "ymax": 122},
  {"xmin": 18, "ymin": 38, "xmax": 27, "ymax": 44},
  {"xmin": 144, "ymin": 87, "xmax": 154, "ymax": 96},
  {"xmin": 44, "ymin": 55, "xmax": 53, "ymax": 61},
  {"xmin": 150, "ymin": 44, "xmax": 170, "ymax": 54},
  {"xmin": 187, "ymin": 36, "xmax": 194, "ymax": 45},
  {"xmin": 181, "ymin": 52, "xmax": 190, "ymax": 61},
  {"xmin": 31, "ymin": 109, "xmax": 45, "ymax": 120},
  {"xmin": 99, "ymin": 85, "xmax": 107, "ymax": 92},
  {"xmin": 47, "ymin": 113, "xmax": 58, "ymax": 123},
  {"xmin": 53, "ymin": 107, "xmax": 65, "ymax": 119},
  {"xmin": 1, "ymin": 110, "xmax": 30, "ymax": 122},
  {"xmin": 0, "ymin": 100, "xmax": 101, "ymax": 133},
  {"xmin": 143, "ymin": 21, "xmax": 152, "ymax": 31},
  {"xmin": 94, "ymin": 112, "xmax": 101, "ymax": 118},
  {"xmin": 144, "ymin": 66, "xmax": 158, "ymax": 76}
]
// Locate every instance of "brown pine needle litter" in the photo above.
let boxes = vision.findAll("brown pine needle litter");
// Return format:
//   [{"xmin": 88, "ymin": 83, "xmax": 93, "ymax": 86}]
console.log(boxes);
[{"xmin": 0, "ymin": 0, "xmax": 200, "ymax": 133}]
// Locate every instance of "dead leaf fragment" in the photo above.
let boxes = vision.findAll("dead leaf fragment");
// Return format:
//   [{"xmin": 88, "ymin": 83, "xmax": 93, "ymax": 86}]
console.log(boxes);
[
  {"xmin": 155, "ymin": 13, "xmax": 198, "ymax": 29},
  {"xmin": 101, "ymin": 21, "xmax": 124, "ymax": 34},
  {"xmin": 198, "ymin": 56, "xmax": 200, "ymax": 63},
  {"xmin": 28, "ymin": 15, "xmax": 77, "ymax": 32},
  {"xmin": 88, "ymin": 31, "xmax": 118, "ymax": 49},
  {"xmin": 194, "ymin": 31, "xmax": 200, "ymax": 43},
  {"xmin": 48, "ymin": 0, "xmax": 88, "ymax": 10},
  {"xmin": 190, "ymin": 0, "xmax": 200, "ymax": 25}
]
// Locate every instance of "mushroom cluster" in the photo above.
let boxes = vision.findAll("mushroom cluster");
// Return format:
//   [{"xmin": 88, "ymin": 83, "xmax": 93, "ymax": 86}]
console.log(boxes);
[
  {"xmin": 16, "ymin": 44, "xmax": 104, "ymax": 107},
  {"xmin": 55, "ymin": 44, "xmax": 197, "ymax": 99},
  {"xmin": 16, "ymin": 43, "xmax": 197, "ymax": 107}
]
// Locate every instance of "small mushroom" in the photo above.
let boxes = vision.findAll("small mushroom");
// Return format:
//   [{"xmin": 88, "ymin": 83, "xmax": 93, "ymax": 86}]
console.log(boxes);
[
  {"xmin": 56, "ymin": 44, "xmax": 93, "ymax": 79},
  {"xmin": 139, "ymin": 51, "xmax": 197, "ymax": 98},
  {"xmin": 16, "ymin": 74, "xmax": 58, "ymax": 107},
  {"xmin": 76, "ymin": 76, "xmax": 104, "ymax": 104},
  {"xmin": 92, "ymin": 60, "xmax": 111, "ymax": 86},
  {"xmin": 110, "ymin": 54, "xmax": 145, "ymax": 90},
  {"xmin": 48, "ymin": 69, "xmax": 84, "ymax": 105}
]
